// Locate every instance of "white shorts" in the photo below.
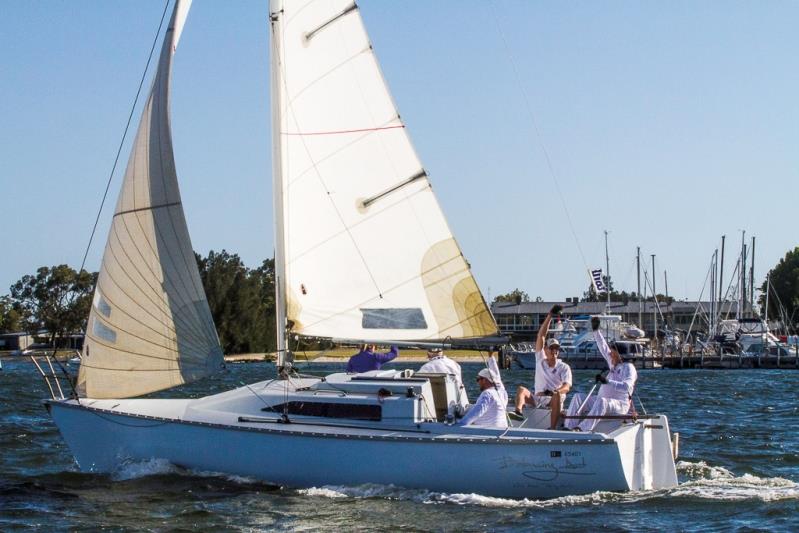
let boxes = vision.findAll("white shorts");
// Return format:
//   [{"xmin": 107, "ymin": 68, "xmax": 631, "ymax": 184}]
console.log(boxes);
[{"xmin": 533, "ymin": 394, "xmax": 565, "ymax": 410}]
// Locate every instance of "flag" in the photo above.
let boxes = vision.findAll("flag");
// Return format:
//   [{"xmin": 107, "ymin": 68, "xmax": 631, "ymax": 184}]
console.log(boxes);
[{"xmin": 591, "ymin": 268, "xmax": 607, "ymax": 293}]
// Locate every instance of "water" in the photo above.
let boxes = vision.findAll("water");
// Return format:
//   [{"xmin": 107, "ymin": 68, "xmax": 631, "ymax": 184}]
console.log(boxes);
[{"xmin": 2, "ymin": 357, "xmax": 798, "ymax": 531}]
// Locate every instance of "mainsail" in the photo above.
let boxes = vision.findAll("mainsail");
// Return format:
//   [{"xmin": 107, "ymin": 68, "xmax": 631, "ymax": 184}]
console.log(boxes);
[
  {"xmin": 77, "ymin": 0, "xmax": 223, "ymax": 399},
  {"xmin": 271, "ymin": 0, "xmax": 497, "ymax": 343}
]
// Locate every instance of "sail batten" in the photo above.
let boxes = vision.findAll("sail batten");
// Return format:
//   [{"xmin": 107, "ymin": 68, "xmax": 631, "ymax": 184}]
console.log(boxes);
[
  {"xmin": 77, "ymin": 0, "xmax": 223, "ymax": 399},
  {"xmin": 272, "ymin": 0, "xmax": 497, "ymax": 343}
]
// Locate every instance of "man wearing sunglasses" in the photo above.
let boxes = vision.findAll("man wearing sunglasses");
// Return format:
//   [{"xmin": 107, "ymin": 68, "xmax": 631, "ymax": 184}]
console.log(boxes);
[{"xmin": 512, "ymin": 305, "xmax": 572, "ymax": 429}]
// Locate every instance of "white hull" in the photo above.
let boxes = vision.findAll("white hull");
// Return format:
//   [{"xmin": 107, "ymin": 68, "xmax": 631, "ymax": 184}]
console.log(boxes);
[{"xmin": 47, "ymin": 374, "xmax": 677, "ymax": 499}]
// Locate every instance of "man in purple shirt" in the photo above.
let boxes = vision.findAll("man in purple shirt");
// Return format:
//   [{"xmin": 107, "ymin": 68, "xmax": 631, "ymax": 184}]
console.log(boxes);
[{"xmin": 346, "ymin": 344, "xmax": 399, "ymax": 373}]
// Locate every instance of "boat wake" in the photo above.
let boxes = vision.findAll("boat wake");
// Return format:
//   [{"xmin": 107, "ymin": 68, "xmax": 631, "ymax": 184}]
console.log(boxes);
[
  {"xmin": 672, "ymin": 460, "xmax": 799, "ymax": 502},
  {"xmin": 295, "ymin": 460, "xmax": 799, "ymax": 507},
  {"xmin": 111, "ymin": 458, "xmax": 274, "ymax": 488},
  {"xmin": 103, "ymin": 457, "xmax": 798, "ymax": 506}
]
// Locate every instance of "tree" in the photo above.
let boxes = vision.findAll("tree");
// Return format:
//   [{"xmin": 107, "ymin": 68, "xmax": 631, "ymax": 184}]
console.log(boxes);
[
  {"xmin": 493, "ymin": 288, "xmax": 530, "ymax": 305},
  {"xmin": 759, "ymin": 247, "xmax": 799, "ymax": 331},
  {"xmin": 195, "ymin": 250, "xmax": 276, "ymax": 354},
  {"xmin": 0, "ymin": 295, "xmax": 22, "ymax": 333},
  {"xmin": 9, "ymin": 265, "xmax": 96, "ymax": 345}
]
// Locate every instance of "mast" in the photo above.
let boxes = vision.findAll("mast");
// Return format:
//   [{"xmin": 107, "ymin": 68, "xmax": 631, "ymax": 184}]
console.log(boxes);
[
  {"xmin": 604, "ymin": 230, "xmax": 611, "ymax": 310},
  {"xmin": 739, "ymin": 230, "xmax": 746, "ymax": 320},
  {"xmin": 270, "ymin": 0, "xmax": 290, "ymax": 371},
  {"xmin": 637, "ymin": 247, "xmax": 642, "ymax": 328},
  {"xmin": 718, "ymin": 235, "xmax": 725, "ymax": 322},
  {"xmin": 651, "ymin": 254, "xmax": 657, "ymax": 349},
  {"xmin": 664, "ymin": 269, "xmax": 670, "ymax": 329},
  {"xmin": 750, "ymin": 236, "xmax": 756, "ymax": 317},
  {"xmin": 764, "ymin": 271, "xmax": 770, "ymax": 323},
  {"xmin": 710, "ymin": 250, "xmax": 716, "ymax": 337}
]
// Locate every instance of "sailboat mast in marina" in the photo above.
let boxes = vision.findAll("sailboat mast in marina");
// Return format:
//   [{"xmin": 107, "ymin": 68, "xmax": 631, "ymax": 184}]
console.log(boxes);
[{"xmin": 44, "ymin": 0, "xmax": 678, "ymax": 499}]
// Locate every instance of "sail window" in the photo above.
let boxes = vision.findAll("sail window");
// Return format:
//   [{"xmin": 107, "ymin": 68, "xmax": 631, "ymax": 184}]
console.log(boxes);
[
  {"xmin": 92, "ymin": 318, "xmax": 117, "ymax": 344},
  {"xmin": 95, "ymin": 296, "xmax": 112, "ymax": 318},
  {"xmin": 266, "ymin": 401, "xmax": 381, "ymax": 421},
  {"xmin": 361, "ymin": 308, "xmax": 427, "ymax": 329}
]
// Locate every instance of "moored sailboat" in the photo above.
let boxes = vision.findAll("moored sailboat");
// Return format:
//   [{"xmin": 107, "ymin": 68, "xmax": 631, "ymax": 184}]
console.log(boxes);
[{"xmin": 46, "ymin": 0, "xmax": 678, "ymax": 498}]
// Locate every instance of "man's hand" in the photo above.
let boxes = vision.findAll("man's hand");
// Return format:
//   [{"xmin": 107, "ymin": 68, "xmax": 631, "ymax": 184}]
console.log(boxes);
[
  {"xmin": 591, "ymin": 317, "xmax": 600, "ymax": 331},
  {"xmin": 595, "ymin": 373, "xmax": 608, "ymax": 384},
  {"xmin": 550, "ymin": 304, "xmax": 563, "ymax": 316}
]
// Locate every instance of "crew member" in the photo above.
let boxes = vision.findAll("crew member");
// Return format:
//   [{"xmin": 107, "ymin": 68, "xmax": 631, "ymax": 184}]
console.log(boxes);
[
  {"xmin": 418, "ymin": 347, "xmax": 468, "ymax": 412},
  {"xmin": 565, "ymin": 317, "xmax": 638, "ymax": 431},
  {"xmin": 346, "ymin": 344, "xmax": 399, "ymax": 373},
  {"xmin": 458, "ymin": 355, "xmax": 508, "ymax": 429},
  {"xmin": 418, "ymin": 348, "xmax": 464, "ymax": 389},
  {"xmin": 512, "ymin": 305, "xmax": 572, "ymax": 429}
]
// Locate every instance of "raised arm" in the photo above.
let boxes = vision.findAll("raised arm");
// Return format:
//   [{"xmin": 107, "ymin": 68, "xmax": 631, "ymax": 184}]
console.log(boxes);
[
  {"xmin": 591, "ymin": 317, "xmax": 613, "ymax": 370},
  {"xmin": 375, "ymin": 345, "xmax": 398, "ymax": 364},
  {"xmin": 486, "ymin": 354, "xmax": 503, "ymax": 390},
  {"xmin": 535, "ymin": 305, "xmax": 562, "ymax": 352}
]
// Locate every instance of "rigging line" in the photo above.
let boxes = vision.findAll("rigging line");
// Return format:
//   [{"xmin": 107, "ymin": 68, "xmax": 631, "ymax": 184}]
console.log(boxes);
[
  {"xmin": 286, "ymin": 116, "xmax": 405, "ymax": 188},
  {"xmin": 282, "ymin": 124, "xmax": 405, "ymax": 136},
  {"xmin": 78, "ymin": 0, "xmax": 171, "ymax": 275},
  {"xmin": 488, "ymin": 3, "xmax": 590, "ymax": 272}
]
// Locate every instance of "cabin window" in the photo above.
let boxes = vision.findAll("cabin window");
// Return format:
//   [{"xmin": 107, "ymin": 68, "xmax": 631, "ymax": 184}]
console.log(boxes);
[{"xmin": 265, "ymin": 401, "xmax": 382, "ymax": 421}]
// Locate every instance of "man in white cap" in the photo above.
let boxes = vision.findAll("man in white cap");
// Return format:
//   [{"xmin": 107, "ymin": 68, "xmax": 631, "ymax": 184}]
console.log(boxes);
[
  {"xmin": 419, "ymin": 348, "xmax": 463, "ymax": 387},
  {"xmin": 418, "ymin": 348, "xmax": 468, "ymax": 408},
  {"xmin": 458, "ymin": 354, "xmax": 508, "ymax": 429},
  {"xmin": 512, "ymin": 305, "xmax": 572, "ymax": 429},
  {"xmin": 565, "ymin": 316, "xmax": 637, "ymax": 432}
]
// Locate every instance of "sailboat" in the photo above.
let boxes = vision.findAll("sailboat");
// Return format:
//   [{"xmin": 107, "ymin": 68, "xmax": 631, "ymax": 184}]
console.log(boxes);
[{"xmin": 46, "ymin": 0, "xmax": 678, "ymax": 499}]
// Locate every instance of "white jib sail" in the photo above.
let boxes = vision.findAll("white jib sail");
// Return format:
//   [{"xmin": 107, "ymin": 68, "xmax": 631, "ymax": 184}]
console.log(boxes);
[
  {"xmin": 77, "ymin": 0, "xmax": 224, "ymax": 399},
  {"xmin": 271, "ymin": 0, "xmax": 497, "ymax": 341}
]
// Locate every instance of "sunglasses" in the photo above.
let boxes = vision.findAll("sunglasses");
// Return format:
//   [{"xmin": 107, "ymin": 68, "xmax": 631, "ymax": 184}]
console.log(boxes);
[{"xmin": 548, "ymin": 346, "xmax": 560, "ymax": 351}]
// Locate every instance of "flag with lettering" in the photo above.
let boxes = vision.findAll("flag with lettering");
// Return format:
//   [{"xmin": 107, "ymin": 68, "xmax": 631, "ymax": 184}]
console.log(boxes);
[{"xmin": 591, "ymin": 269, "xmax": 607, "ymax": 293}]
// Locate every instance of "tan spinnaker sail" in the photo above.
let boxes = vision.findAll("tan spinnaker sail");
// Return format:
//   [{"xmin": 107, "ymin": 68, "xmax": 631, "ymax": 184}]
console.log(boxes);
[{"xmin": 77, "ymin": 0, "xmax": 223, "ymax": 399}]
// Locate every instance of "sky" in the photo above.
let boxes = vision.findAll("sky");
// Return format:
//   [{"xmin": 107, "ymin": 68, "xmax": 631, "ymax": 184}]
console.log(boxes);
[{"xmin": 1, "ymin": 1, "xmax": 797, "ymax": 303}]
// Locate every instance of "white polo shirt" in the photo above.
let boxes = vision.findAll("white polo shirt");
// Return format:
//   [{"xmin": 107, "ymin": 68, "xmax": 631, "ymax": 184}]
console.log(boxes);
[{"xmin": 534, "ymin": 349, "xmax": 572, "ymax": 394}]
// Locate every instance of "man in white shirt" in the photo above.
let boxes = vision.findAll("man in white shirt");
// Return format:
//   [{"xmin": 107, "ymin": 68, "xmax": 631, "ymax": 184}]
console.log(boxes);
[
  {"xmin": 458, "ymin": 355, "xmax": 508, "ymax": 429},
  {"xmin": 565, "ymin": 317, "xmax": 638, "ymax": 432},
  {"xmin": 418, "ymin": 348, "xmax": 463, "ymax": 389},
  {"xmin": 513, "ymin": 306, "xmax": 572, "ymax": 429},
  {"xmin": 418, "ymin": 348, "xmax": 468, "ymax": 413}
]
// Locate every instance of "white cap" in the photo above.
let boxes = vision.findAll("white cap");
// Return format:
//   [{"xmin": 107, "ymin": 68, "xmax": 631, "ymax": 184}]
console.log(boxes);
[
  {"xmin": 427, "ymin": 348, "xmax": 443, "ymax": 357},
  {"xmin": 546, "ymin": 338, "xmax": 561, "ymax": 348},
  {"xmin": 477, "ymin": 368, "xmax": 494, "ymax": 382}
]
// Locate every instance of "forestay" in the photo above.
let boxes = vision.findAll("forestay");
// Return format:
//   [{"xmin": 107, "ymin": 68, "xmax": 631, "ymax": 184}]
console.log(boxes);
[
  {"xmin": 272, "ymin": 0, "xmax": 497, "ymax": 342},
  {"xmin": 77, "ymin": 0, "xmax": 224, "ymax": 399}
]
